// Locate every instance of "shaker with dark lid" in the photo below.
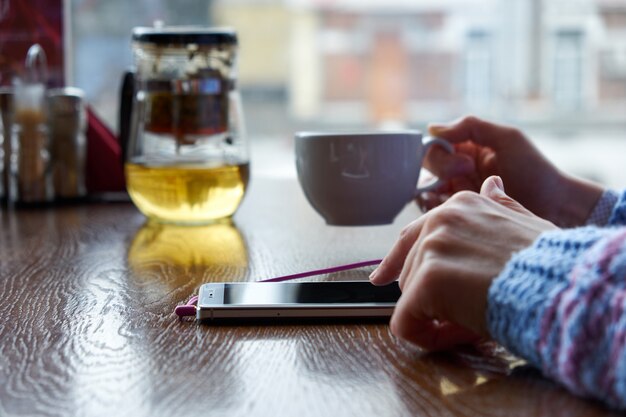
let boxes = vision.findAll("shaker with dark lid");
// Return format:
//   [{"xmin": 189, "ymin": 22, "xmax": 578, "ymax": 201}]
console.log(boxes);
[{"xmin": 48, "ymin": 87, "xmax": 86, "ymax": 199}]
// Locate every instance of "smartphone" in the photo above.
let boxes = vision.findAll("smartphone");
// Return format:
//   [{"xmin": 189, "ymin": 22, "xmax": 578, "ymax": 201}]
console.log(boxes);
[{"xmin": 196, "ymin": 280, "xmax": 400, "ymax": 322}]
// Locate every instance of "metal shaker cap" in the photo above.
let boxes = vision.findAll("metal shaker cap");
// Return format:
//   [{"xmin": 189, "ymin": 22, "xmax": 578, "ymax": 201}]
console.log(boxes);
[
  {"xmin": 47, "ymin": 87, "xmax": 86, "ymax": 134},
  {"xmin": 47, "ymin": 87, "xmax": 85, "ymax": 116}
]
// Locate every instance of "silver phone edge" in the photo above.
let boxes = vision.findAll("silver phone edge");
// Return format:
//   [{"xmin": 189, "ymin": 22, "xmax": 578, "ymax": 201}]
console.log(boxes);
[{"xmin": 197, "ymin": 305, "xmax": 395, "ymax": 321}]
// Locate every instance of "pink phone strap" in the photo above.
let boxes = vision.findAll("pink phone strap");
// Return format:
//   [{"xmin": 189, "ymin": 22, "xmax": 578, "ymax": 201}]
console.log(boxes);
[{"xmin": 174, "ymin": 259, "xmax": 383, "ymax": 318}]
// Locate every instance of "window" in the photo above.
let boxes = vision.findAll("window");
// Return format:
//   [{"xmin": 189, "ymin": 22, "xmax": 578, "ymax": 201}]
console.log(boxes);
[
  {"xmin": 464, "ymin": 29, "xmax": 493, "ymax": 108},
  {"xmin": 4, "ymin": 0, "xmax": 621, "ymax": 187},
  {"xmin": 552, "ymin": 29, "xmax": 584, "ymax": 110}
]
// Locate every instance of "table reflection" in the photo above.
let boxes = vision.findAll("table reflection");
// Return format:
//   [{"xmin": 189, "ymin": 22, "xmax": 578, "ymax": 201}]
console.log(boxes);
[
  {"xmin": 128, "ymin": 220, "xmax": 248, "ymax": 268},
  {"xmin": 391, "ymin": 345, "xmax": 619, "ymax": 416},
  {"xmin": 127, "ymin": 220, "xmax": 249, "ymax": 304}
]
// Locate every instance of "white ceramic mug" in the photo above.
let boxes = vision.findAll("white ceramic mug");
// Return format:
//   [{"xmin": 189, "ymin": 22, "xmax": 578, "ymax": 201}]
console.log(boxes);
[{"xmin": 295, "ymin": 130, "xmax": 454, "ymax": 225}]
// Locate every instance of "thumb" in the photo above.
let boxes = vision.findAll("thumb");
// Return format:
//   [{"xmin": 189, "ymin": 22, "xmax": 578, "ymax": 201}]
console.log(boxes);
[
  {"xmin": 480, "ymin": 175, "xmax": 505, "ymax": 198},
  {"xmin": 480, "ymin": 176, "xmax": 531, "ymax": 215}
]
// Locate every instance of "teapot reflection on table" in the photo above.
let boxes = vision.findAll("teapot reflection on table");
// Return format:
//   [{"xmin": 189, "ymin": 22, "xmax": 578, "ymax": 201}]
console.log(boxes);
[{"xmin": 127, "ymin": 220, "xmax": 249, "ymax": 289}]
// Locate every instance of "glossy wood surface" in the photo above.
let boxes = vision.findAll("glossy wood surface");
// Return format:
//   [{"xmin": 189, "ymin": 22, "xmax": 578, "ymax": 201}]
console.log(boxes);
[{"xmin": 0, "ymin": 177, "xmax": 620, "ymax": 417}]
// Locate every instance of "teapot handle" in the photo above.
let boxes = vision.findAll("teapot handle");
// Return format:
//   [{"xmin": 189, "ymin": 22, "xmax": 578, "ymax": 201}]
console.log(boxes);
[{"xmin": 119, "ymin": 71, "xmax": 135, "ymax": 165}]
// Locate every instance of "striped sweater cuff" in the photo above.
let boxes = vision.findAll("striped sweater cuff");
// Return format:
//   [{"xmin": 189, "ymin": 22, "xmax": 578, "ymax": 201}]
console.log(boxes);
[
  {"xmin": 586, "ymin": 189, "xmax": 619, "ymax": 226},
  {"xmin": 487, "ymin": 226, "xmax": 609, "ymax": 367},
  {"xmin": 609, "ymin": 189, "xmax": 626, "ymax": 226}
]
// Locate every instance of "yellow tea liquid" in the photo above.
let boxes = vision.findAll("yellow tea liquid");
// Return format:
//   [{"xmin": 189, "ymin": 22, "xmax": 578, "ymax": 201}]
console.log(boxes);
[{"xmin": 125, "ymin": 162, "xmax": 249, "ymax": 224}]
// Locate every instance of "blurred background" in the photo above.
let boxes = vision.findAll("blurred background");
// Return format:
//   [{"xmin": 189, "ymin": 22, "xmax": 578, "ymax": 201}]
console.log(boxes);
[{"xmin": 47, "ymin": 0, "xmax": 626, "ymax": 187}]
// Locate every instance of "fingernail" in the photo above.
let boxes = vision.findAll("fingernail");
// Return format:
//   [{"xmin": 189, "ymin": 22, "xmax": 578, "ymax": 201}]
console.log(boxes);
[
  {"xmin": 369, "ymin": 268, "xmax": 379, "ymax": 282},
  {"xmin": 493, "ymin": 175, "xmax": 504, "ymax": 191},
  {"xmin": 428, "ymin": 124, "xmax": 447, "ymax": 136}
]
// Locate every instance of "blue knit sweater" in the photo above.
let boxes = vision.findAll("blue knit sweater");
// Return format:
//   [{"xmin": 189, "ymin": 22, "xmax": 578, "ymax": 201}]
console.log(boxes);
[{"xmin": 487, "ymin": 189, "xmax": 626, "ymax": 409}]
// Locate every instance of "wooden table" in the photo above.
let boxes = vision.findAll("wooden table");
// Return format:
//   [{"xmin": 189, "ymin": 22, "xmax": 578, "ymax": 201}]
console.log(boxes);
[{"xmin": 0, "ymin": 177, "xmax": 619, "ymax": 417}]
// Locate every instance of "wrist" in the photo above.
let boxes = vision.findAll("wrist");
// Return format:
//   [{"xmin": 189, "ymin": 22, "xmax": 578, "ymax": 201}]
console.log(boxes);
[
  {"xmin": 553, "ymin": 173, "xmax": 604, "ymax": 228},
  {"xmin": 586, "ymin": 189, "xmax": 620, "ymax": 226}
]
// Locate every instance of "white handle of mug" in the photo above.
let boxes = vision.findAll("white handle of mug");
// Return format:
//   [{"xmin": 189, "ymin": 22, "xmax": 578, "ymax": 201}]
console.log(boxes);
[{"xmin": 414, "ymin": 136, "xmax": 455, "ymax": 195}]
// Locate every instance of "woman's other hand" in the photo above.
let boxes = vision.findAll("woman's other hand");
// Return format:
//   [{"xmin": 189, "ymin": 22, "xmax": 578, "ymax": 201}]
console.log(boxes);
[{"xmin": 419, "ymin": 116, "xmax": 603, "ymax": 228}]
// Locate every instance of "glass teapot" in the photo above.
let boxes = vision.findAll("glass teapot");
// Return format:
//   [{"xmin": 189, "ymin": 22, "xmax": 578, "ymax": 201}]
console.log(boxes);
[{"xmin": 121, "ymin": 26, "xmax": 249, "ymax": 224}]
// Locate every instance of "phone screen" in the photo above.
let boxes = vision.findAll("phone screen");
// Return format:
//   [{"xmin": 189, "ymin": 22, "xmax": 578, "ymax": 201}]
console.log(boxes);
[
  {"xmin": 199, "ymin": 281, "xmax": 400, "ymax": 308},
  {"xmin": 197, "ymin": 281, "xmax": 400, "ymax": 321},
  {"xmin": 220, "ymin": 281, "xmax": 400, "ymax": 306}
]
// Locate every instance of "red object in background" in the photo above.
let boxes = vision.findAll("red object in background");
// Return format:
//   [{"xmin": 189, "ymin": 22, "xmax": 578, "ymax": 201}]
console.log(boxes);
[
  {"xmin": 0, "ymin": 0, "xmax": 65, "ymax": 86},
  {"xmin": 86, "ymin": 107, "xmax": 126, "ymax": 193}
]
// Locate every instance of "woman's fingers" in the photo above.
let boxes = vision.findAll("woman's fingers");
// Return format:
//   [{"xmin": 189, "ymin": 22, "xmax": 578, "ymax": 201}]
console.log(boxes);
[
  {"xmin": 391, "ymin": 260, "xmax": 481, "ymax": 350},
  {"xmin": 428, "ymin": 115, "xmax": 523, "ymax": 151},
  {"xmin": 416, "ymin": 191, "xmax": 446, "ymax": 212},
  {"xmin": 369, "ymin": 217, "xmax": 425, "ymax": 285},
  {"xmin": 416, "ymin": 175, "xmax": 481, "ymax": 212},
  {"xmin": 391, "ymin": 316, "xmax": 481, "ymax": 351},
  {"xmin": 422, "ymin": 145, "xmax": 475, "ymax": 179}
]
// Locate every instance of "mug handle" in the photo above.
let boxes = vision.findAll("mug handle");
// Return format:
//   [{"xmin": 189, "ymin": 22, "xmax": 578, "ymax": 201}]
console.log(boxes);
[{"xmin": 415, "ymin": 136, "xmax": 455, "ymax": 195}]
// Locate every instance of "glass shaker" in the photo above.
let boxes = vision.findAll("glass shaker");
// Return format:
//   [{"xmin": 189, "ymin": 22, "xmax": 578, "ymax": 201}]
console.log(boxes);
[
  {"xmin": 12, "ymin": 44, "xmax": 51, "ymax": 204},
  {"xmin": 47, "ymin": 87, "xmax": 87, "ymax": 199},
  {"xmin": 124, "ymin": 26, "xmax": 249, "ymax": 224}
]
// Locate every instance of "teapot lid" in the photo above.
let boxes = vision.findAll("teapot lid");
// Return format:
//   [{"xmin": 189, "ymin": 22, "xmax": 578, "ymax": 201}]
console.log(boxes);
[{"xmin": 132, "ymin": 26, "xmax": 237, "ymax": 46}]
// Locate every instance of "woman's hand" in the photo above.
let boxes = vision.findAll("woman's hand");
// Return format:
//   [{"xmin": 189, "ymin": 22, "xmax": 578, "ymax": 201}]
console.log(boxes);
[
  {"xmin": 370, "ymin": 176, "xmax": 558, "ymax": 350},
  {"xmin": 420, "ymin": 116, "xmax": 603, "ymax": 228}
]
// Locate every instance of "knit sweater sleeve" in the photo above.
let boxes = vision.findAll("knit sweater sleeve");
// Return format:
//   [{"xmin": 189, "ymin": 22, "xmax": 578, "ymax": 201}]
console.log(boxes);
[
  {"xmin": 487, "ymin": 189, "xmax": 626, "ymax": 409},
  {"xmin": 609, "ymin": 189, "xmax": 626, "ymax": 226}
]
